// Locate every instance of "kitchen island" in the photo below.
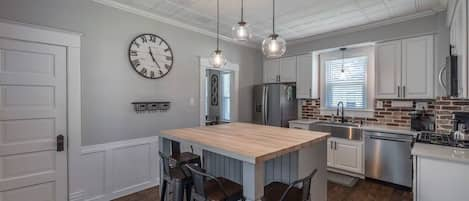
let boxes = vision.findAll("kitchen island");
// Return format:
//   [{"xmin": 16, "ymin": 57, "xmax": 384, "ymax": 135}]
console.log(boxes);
[{"xmin": 159, "ymin": 122, "xmax": 329, "ymax": 201}]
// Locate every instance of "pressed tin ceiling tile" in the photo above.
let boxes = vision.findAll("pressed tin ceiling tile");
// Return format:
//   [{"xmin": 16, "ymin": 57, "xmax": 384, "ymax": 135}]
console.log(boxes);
[{"xmin": 109, "ymin": 0, "xmax": 446, "ymax": 43}]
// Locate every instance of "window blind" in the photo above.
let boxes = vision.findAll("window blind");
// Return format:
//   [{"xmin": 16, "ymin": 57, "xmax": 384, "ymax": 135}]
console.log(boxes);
[{"xmin": 325, "ymin": 56, "xmax": 367, "ymax": 109}]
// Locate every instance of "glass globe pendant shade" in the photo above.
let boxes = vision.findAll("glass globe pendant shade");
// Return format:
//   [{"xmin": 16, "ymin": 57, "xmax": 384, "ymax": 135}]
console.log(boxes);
[
  {"xmin": 262, "ymin": 34, "xmax": 286, "ymax": 58},
  {"xmin": 209, "ymin": 50, "xmax": 227, "ymax": 68},
  {"xmin": 232, "ymin": 21, "xmax": 252, "ymax": 41}
]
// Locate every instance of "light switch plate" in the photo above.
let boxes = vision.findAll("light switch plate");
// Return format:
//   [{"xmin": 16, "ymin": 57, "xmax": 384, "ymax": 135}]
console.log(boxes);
[
  {"xmin": 416, "ymin": 102, "xmax": 428, "ymax": 111},
  {"xmin": 376, "ymin": 101, "xmax": 384, "ymax": 109}
]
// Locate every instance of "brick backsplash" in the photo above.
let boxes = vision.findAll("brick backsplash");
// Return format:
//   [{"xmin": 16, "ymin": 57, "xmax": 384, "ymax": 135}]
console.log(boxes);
[
  {"xmin": 301, "ymin": 97, "xmax": 469, "ymax": 133},
  {"xmin": 434, "ymin": 97, "xmax": 469, "ymax": 133}
]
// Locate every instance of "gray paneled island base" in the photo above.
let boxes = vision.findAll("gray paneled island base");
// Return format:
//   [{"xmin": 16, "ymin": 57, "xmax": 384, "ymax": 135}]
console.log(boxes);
[{"xmin": 159, "ymin": 122, "xmax": 329, "ymax": 201}]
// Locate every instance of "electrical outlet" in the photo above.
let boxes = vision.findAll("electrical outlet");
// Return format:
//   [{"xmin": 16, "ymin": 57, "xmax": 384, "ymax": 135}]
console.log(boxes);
[{"xmin": 416, "ymin": 102, "xmax": 428, "ymax": 111}]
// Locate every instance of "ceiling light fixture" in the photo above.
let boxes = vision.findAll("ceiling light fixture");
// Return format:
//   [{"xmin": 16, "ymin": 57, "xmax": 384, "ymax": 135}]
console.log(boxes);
[
  {"xmin": 262, "ymin": 0, "xmax": 286, "ymax": 58},
  {"xmin": 232, "ymin": 0, "xmax": 252, "ymax": 41},
  {"xmin": 340, "ymin": 47, "xmax": 347, "ymax": 80},
  {"xmin": 209, "ymin": 0, "xmax": 227, "ymax": 68}
]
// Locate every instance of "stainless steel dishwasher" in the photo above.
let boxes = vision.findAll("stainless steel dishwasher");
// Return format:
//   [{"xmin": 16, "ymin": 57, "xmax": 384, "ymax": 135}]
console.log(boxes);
[{"xmin": 365, "ymin": 131, "xmax": 414, "ymax": 187}]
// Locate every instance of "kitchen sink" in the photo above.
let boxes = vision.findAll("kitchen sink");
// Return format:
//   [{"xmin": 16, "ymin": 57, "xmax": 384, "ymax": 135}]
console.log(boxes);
[{"xmin": 311, "ymin": 121, "xmax": 363, "ymax": 141}]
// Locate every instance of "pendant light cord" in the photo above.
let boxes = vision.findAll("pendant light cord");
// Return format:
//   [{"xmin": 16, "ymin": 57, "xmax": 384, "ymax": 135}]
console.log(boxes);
[
  {"xmin": 241, "ymin": 0, "xmax": 244, "ymax": 22},
  {"xmin": 217, "ymin": 0, "xmax": 220, "ymax": 51},
  {"xmin": 272, "ymin": 0, "xmax": 275, "ymax": 34}
]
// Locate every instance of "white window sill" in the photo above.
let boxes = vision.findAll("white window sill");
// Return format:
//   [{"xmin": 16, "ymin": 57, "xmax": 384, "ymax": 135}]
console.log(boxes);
[{"xmin": 320, "ymin": 108, "xmax": 374, "ymax": 118}]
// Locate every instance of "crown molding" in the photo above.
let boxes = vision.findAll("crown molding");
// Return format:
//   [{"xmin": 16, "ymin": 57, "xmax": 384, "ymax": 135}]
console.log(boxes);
[
  {"xmin": 288, "ymin": 10, "xmax": 441, "ymax": 46},
  {"xmin": 92, "ymin": 0, "xmax": 259, "ymax": 49}
]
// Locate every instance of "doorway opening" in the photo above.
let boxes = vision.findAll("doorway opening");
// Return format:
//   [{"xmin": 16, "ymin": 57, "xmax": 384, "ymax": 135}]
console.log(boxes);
[{"xmin": 199, "ymin": 58, "xmax": 239, "ymax": 126}]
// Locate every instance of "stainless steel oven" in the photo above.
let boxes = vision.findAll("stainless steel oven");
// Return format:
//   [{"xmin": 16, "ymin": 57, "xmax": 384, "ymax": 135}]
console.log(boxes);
[{"xmin": 365, "ymin": 131, "xmax": 414, "ymax": 187}]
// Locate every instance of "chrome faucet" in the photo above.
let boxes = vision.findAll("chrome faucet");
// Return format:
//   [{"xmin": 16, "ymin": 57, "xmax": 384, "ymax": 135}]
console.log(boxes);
[{"xmin": 337, "ymin": 101, "xmax": 345, "ymax": 123}]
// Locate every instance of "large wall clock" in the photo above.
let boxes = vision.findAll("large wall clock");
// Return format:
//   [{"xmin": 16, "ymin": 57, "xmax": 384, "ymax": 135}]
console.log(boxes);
[{"xmin": 128, "ymin": 33, "xmax": 174, "ymax": 79}]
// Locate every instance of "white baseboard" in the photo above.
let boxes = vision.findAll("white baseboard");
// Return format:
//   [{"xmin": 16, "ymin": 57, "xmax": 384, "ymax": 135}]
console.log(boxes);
[
  {"xmin": 70, "ymin": 191, "xmax": 85, "ymax": 201},
  {"xmin": 80, "ymin": 136, "xmax": 160, "ymax": 201}
]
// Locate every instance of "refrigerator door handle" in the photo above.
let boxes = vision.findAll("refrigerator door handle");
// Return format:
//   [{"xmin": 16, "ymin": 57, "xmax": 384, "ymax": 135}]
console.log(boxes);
[
  {"xmin": 266, "ymin": 87, "xmax": 269, "ymax": 124},
  {"xmin": 438, "ymin": 65, "xmax": 448, "ymax": 92}
]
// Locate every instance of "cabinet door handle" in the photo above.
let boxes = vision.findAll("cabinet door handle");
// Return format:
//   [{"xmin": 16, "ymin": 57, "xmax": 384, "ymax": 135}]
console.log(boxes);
[
  {"xmin": 57, "ymin": 134, "xmax": 64, "ymax": 152},
  {"xmin": 309, "ymin": 88, "xmax": 312, "ymax": 97},
  {"xmin": 403, "ymin": 86, "xmax": 406, "ymax": 98},
  {"xmin": 398, "ymin": 86, "xmax": 401, "ymax": 98},
  {"xmin": 330, "ymin": 141, "xmax": 333, "ymax": 150}
]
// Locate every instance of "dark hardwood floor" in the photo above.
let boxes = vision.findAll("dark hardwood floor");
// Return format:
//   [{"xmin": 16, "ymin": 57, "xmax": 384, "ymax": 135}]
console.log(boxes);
[{"xmin": 113, "ymin": 180, "xmax": 412, "ymax": 201}]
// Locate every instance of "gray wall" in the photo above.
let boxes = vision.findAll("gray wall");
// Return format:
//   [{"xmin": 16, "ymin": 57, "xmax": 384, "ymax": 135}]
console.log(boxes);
[
  {"xmin": 0, "ymin": 0, "xmax": 263, "ymax": 145},
  {"xmin": 284, "ymin": 12, "xmax": 450, "ymax": 97}
]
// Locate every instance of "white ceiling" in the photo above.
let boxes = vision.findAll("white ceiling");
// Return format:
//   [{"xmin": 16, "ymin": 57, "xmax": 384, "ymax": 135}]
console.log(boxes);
[{"xmin": 99, "ymin": 0, "xmax": 447, "ymax": 45}]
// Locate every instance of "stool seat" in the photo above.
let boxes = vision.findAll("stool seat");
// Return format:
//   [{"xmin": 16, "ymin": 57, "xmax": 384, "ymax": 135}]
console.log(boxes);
[
  {"xmin": 173, "ymin": 152, "xmax": 201, "ymax": 165},
  {"xmin": 205, "ymin": 177, "xmax": 243, "ymax": 201},
  {"xmin": 263, "ymin": 182, "xmax": 303, "ymax": 201}
]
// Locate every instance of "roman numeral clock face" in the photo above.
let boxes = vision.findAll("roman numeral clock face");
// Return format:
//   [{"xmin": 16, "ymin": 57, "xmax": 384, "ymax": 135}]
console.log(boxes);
[{"xmin": 129, "ymin": 34, "xmax": 174, "ymax": 79}]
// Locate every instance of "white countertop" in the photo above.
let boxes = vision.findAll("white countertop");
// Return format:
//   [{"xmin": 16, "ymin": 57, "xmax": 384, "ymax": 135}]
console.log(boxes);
[
  {"xmin": 289, "ymin": 119, "xmax": 321, "ymax": 124},
  {"xmin": 360, "ymin": 124, "xmax": 419, "ymax": 136},
  {"xmin": 412, "ymin": 143, "xmax": 469, "ymax": 164}
]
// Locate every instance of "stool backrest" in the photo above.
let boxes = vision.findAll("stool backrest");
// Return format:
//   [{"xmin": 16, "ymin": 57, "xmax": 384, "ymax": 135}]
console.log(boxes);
[
  {"xmin": 185, "ymin": 164, "xmax": 229, "ymax": 199},
  {"xmin": 158, "ymin": 151, "xmax": 176, "ymax": 179},
  {"xmin": 280, "ymin": 169, "xmax": 317, "ymax": 201}
]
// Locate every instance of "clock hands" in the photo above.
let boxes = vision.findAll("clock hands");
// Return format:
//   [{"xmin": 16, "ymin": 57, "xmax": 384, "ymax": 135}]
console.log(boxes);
[{"xmin": 148, "ymin": 47, "xmax": 162, "ymax": 69}]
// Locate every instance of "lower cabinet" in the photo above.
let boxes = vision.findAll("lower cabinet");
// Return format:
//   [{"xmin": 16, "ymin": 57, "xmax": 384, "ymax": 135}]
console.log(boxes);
[
  {"xmin": 414, "ymin": 156, "xmax": 469, "ymax": 201},
  {"xmin": 327, "ymin": 137, "xmax": 364, "ymax": 175}
]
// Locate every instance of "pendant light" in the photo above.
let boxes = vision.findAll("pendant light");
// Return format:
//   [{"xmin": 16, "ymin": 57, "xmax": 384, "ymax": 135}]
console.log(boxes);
[
  {"xmin": 339, "ymin": 48, "xmax": 347, "ymax": 80},
  {"xmin": 209, "ymin": 0, "xmax": 227, "ymax": 68},
  {"xmin": 262, "ymin": 0, "xmax": 286, "ymax": 58},
  {"xmin": 232, "ymin": 0, "xmax": 252, "ymax": 41}
]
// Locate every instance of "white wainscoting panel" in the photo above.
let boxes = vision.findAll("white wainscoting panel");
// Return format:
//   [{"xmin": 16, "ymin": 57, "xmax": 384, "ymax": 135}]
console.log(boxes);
[{"xmin": 80, "ymin": 136, "xmax": 159, "ymax": 201}]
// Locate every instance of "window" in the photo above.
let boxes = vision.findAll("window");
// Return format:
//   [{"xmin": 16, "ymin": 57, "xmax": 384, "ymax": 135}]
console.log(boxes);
[
  {"xmin": 325, "ymin": 56, "xmax": 368, "ymax": 109},
  {"xmin": 319, "ymin": 46, "xmax": 375, "ymax": 117},
  {"xmin": 221, "ymin": 72, "xmax": 231, "ymax": 121}
]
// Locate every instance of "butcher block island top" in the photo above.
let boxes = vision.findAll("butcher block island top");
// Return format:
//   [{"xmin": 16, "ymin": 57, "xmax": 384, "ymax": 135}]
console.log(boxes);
[{"xmin": 159, "ymin": 122, "xmax": 330, "ymax": 163}]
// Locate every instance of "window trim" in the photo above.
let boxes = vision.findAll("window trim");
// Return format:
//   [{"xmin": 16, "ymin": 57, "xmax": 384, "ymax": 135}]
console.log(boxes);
[{"xmin": 319, "ymin": 46, "xmax": 375, "ymax": 118}]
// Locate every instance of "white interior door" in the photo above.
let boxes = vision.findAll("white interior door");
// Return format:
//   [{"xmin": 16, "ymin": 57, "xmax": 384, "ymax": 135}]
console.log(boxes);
[{"xmin": 0, "ymin": 38, "xmax": 67, "ymax": 201}]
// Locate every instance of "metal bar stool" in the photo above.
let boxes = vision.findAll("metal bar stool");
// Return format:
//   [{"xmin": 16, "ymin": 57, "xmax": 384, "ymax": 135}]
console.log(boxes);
[
  {"xmin": 159, "ymin": 152, "xmax": 193, "ymax": 201},
  {"xmin": 262, "ymin": 169, "xmax": 317, "ymax": 201},
  {"xmin": 185, "ymin": 164, "xmax": 245, "ymax": 201},
  {"xmin": 171, "ymin": 141, "xmax": 202, "ymax": 167}
]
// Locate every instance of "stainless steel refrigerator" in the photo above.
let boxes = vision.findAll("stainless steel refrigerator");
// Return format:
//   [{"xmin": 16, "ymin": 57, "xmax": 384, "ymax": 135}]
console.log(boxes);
[{"xmin": 253, "ymin": 83, "xmax": 297, "ymax": 127}]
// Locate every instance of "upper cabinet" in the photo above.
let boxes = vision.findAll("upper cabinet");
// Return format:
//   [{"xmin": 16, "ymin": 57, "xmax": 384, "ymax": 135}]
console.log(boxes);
[
  {"xmin": 297, "ymin": 54, "xmax": 319, "ymax": 99},
  {"xmin": 263, "ymin": 54, "xmax": 319, "ymax": 99},
  {"xmin": 263, "ymin": 57, "xmax": 296, "ymax": 83},
  {"xmin": 375, "ymin": 40, "xmax": 402, "ymax": 99},
  {"xmin": 279, "ymin": 57, "xmax": 297, "ymax": 83},
  {"xmin": 375, "ymin": 35, "xmax": 434, "ymax": 99},
  {"xmin": 263, "ymin": 59, "xmax": 280, "ymax": 83},
  {"xmin": 402, "ymin": 36, "xmax": 434, "ymax": 99}
]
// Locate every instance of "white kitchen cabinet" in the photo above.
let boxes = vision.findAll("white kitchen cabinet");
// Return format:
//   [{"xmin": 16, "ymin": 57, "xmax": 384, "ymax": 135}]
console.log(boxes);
[
  {"xmin": 402, "ymin": 35, "xmax": 434, "ymax": 99},
  {"xmin": 279, "ymin": 56, "xmax": 297, "ymax": 82},
  {"xmin": 263, "ymin": 57, "xmax": 297, "ymax": 83},
  {"xmin": 375, "ymin": 35, "xmax": 434, "ymax": 99},
  {"xmin": 327, "ymin": 137, "xmax": 364, "ymax": 175},
  {"xmin": 296, "ymin": 53, "xmax": 319, "ymax": 99},
  {"xmin": 375, "ymin": 40, "xmax": 402, "ymax": 99},
  {"xmin": 263, "ymin": 59, "xmax": 280, "ymax": 83},
  {"xmin": 414, "ymin": 156, "xmax": 469, "ymax": 201}
]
